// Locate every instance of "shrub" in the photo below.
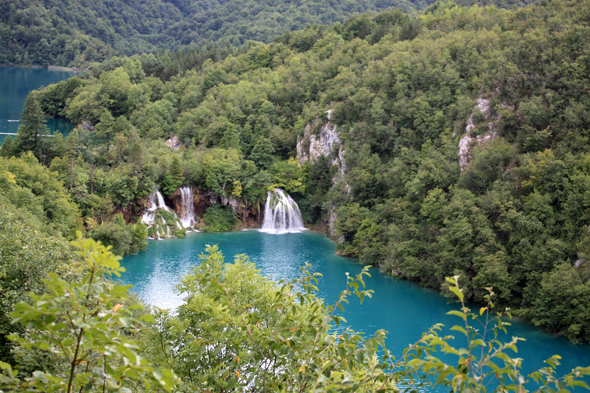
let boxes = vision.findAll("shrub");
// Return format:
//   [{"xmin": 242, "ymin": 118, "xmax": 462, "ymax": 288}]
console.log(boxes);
[{"xmin": 202, "ymin": 204, "xmax": 238, "ymax": 232}]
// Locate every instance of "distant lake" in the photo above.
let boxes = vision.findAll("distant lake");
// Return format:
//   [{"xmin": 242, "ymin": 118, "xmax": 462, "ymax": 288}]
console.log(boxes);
[{"xmin": 0, "ymin": 67, "xmax": 75, "ymax": 144}]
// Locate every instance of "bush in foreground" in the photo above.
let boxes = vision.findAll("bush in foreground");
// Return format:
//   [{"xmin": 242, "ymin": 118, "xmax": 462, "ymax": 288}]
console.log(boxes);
[{"xmin": 1, "ymin": 241, "xmax": 589, "ymax": 392}]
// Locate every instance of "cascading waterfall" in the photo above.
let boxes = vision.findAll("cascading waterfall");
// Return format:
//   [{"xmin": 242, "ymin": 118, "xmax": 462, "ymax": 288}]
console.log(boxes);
[
  {"xmin": 141, "ymin": 188, "xmax": 184, "ymax": 239},
  {"xmin": 141, "ymin": 190, "xmax": 172, "ymax": 225},
  {"xmin": 179, "ymin": 187, "xmax": 197, "ymax": 229},
  {"xmin": 141, "ymin": 192, "xmax": 157, "ymax": 227},
  {"xmin": 260, "ymin": 188, "xmax": 306, "ymax": 234},
  {"xmin": 155, "ymin": 191, "xmax": 172, "ymax": 212}
]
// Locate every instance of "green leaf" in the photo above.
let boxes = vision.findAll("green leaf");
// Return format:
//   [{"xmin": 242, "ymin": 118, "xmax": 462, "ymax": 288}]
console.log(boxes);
[
  {"xmin": 447, "ymin": 310, "xmax": 466, "ymax": 319},
  {"xmin": 448, "ymin": 286, "xmax": 464, "ymax": 301}
]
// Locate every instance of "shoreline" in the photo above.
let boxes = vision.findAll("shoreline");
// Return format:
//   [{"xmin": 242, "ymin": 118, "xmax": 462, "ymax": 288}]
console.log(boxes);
[
  {"xmin": 133, "ymin": 228, "xmax": 582, "ymax": 346},
  {"xmin": 0, "ymin": 64, "xmax": 78, "ymax": 72}
]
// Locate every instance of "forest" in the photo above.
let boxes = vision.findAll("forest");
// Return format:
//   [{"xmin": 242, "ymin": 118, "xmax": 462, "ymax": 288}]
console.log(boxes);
[
  {"xmin": 1, "ymin": 0, "xmax": 429, "ymax": 67},
  {"xmin": 2, "ymin": 0, "xmax": 590, "ymax": 390},
  {"xmin": 4, "ymin": 0, "xmax": 590, "ymax": 342}
]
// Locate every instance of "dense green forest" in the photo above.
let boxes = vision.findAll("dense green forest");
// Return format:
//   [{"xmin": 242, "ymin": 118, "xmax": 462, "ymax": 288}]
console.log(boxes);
[
  {"xmin": 4, "ymin": 0, "xmax": 590, "ymax": 342},
  {"xmin": 0, "ymin": 153, "xmax": 588, "ymax": 389},
  {"xmin": 3, "ymin": 0, "xmax": 590, "ymax": 390},
  {"xmin": 0, "ymin": 0, "xmax": 435, "ymax": 67}
]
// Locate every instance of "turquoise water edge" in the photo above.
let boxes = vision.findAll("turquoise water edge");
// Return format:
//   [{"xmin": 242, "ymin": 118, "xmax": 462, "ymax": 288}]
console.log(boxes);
[
  {"xmin": 0, "ymin": 67, "xmax": 74, "ymax": 144},
  {"xmin": 121, "ymin": 230, "xmax": 590, "ymax": 384}
]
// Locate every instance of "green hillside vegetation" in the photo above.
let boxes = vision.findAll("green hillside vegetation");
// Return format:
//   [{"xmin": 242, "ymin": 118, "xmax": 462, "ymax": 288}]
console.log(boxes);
[
  {"xmin": 0, "ymin": 156, "xmax": 81, "ymax": 364},
  {"xmin": 4, "ymin": 0, "xmax": 590, "ymax": 344},
  {"xmin": 0, "ymin": 0, "xmax": 429, "ymax": 67}
]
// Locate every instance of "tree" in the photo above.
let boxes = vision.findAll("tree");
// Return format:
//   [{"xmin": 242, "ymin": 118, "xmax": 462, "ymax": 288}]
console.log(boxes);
[
  {"xmin": 2, "ymin": 234, "xmax": 180, "ymax": 392},
  {"xmin": 131, "ymin": 223, "xmax": 148, "ymax": 253},
  {"xmin": 525, "ymin": 263, "xmax": 590, "ymax": 343},
  {"xmin": 65, "ymin": 132, "xmax": 77, "ymax": 191},
  {"xmin": 15, "ymin": 92, "xmax": 48, "ymax": 156},
  {"xmin": 93, "ymin": 111, "xmax": 115, "ymax": 146},
  {"xmin": 404, "ymin": 276, "xmax": 590, "ymax": 392},
  {"xmin": 141, "ymin": 245, "xmax": 393, "ymax": 391},
  {"xmin": 89, "ymin": 213, "xmax": 133, "ymax": 256},
  {"xmin": 112, "ymin": 132, "xmax": 128, "ymax": 164},
  {"xmin": 162, "ymin": 155, "xmax": 184, "ymax": 196},
  {"xmin": 201, "ymin": 205, "xmax": 238, "ymax": 232},
  {"xmin": 0, "ymin": 136, "xmax": 15, "ymax": 158},
  {"xmin": 269, "ymin": 158, "xmax": 305, "ymax": 194},
  {"xmin": 202, "ymin": 149, "xmax": 242, "ymax": 196},
  {"xmin": 0, "ymin": 201, "xmax": 76, "ymax": 364},
  {"xmin": 1, "ymin": 154, "xmax": 79, "ymax": 238},
  {"xmin": 219, "ymin": 123, "xmax": 241, "ymax": 151},
  {"xmin": 139, "ymin": 249, "xmax": 590, "ymax": 392},
  {"xmin": 250, "ymin": 137, "xmax": 275, "ymax": 170}
]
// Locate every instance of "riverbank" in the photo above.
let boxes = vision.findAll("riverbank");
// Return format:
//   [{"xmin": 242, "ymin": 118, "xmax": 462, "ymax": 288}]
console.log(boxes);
[
  {"xmin": 0, "ymin": 67, "xmax": 76, "ymax": 143},
  {"xmin": 0, "ymin": 64, "xmax": 79, "ymax": 72}
]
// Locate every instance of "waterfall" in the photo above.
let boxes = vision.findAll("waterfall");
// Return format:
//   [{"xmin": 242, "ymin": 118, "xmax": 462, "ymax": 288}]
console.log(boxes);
[
  {"xmin": 141, "ymin": 190, "xmax": 171, "ymax": 227},
  {"xmin": 147, "ymin": 192, "xmax": 156, "ymax": 211},
  {"xmin": 155, "ymin": 191, "xmax": 172, "ymax": 212},
  {"xmin": 179, "ymin": 187, "xmax": 196, "ymax": 229},
  {"xmin": 260, "ymin": 188, "xmax": 306, "ymax": 234},
  {"xmin": 141, "ymin": 192, "xmax": 156, "ymax": 226},
  {"xmin": 142, "ymin": 188, "xmax": 187, "ymax": 238}
]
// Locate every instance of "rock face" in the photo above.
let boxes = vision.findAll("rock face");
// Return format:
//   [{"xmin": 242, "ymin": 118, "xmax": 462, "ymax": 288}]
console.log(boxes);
[
  {"xmin": 81, "ymin": 120, "xmax": 94, "ymax": 132},
  {"xmin": 296, "ymin": 110, "xmax": 348, "ymax": 187},
  {"xmin": 297, "ymin": 110, "xmax": 341, "ymax": 165},
  {"xmin": 165, "ymin": 135, "xmax": 181, "ymax": 150},
  {"xmin": 458, "ymin": 98, "xmax": 500, "ymax": 171},
  {"xmin": 169, "ymin": 187, "xmax": 261, "ymax": 229},
  {"xmin": 328, "ymin": 207, "xmax": 340, "ymax": 240},
  {"xmin": 113, "ymin": 202, "xmax": 146, "ymax": 224},
  {"xmin": 296, "ymin": 110, "xmax": 349, "ymax": 239}
]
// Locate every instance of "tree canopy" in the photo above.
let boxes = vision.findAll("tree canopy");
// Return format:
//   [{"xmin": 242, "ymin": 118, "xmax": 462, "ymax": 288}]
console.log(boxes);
[{"xmin": 5, "ymin": 0, "xmax": 590, "ymax": 342}]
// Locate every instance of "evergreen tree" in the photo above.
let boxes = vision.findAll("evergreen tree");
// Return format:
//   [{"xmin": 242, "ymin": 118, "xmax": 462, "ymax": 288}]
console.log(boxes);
[
  {"xmin": 93, "ymin": 111, "xmax": 115, "ymax": 147},
  {"xmin": 65, "ymin": 133, "xmax": 77, "ymax": 191},
  {"xmin": 219, "ymin": 124, "xmax": 241, "ymax": 151},
  {"xmin": 0, "ymin": 136, "xmax": 15, "ymax": 158},
  {"xmin": 163, "ymin": 155, "xmax": 184, "ymax": 196},
  {"xmin": 15, "ymin": 92, "xmax": 48, "ymax": 156},
  {"xmin": 250, "ymin": 137, "xmax": 275, "ymax": 170}
]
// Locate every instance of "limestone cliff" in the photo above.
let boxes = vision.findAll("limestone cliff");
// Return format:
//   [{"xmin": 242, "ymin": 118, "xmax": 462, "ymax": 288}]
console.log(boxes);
[
  {"xmin": 296, "ymin": 110, "xmax": 348, "ymax": 239},
  {"xmin": 457, "ymin": 98, "xmax": 500, "ymax": 171}
]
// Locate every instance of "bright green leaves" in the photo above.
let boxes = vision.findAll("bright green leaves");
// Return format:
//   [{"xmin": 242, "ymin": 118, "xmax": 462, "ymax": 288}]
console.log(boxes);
[
  {"xmin": 5, "ymin": 236, "xmax": 180, "ymax": 393},
  {"xmin": 269, "ymin": 158, "xmax": 306, "ymax": 194},
  {"xmin": 4, "ymin": 236, "xmax": 590, "ymax": 392},
  {"xmin": 71, "ymin": 232, "xmax": 125, "ymax": 277},
  {"xmin": 142, "ymin": 245, "xmax": 391, "ymax": 392},
  {"xmin": 445, "ymin": 275, "xmax": 464, "ymax": 302},
  {"xmin": 405, "ymin": 276, "xmax": 590, "ymax": 393}
]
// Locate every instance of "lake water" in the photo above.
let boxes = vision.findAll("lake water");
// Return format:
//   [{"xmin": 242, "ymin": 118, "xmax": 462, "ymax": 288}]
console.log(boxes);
[
  {"xmin": 121, "ymin": 230, "xmax": 590, "ymax": 386},
  {"xmin": 0, "ymin": 67, "xmax": 74, "ymax": 144}
]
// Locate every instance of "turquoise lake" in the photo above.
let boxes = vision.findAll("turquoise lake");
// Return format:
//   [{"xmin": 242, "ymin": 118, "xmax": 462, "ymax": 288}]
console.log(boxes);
[
  {"xmin": 121, "ymin": 230, "xmax": 590, "ymax": 385},
  {"xmin": 0, "ymin": 67, "xmax": 74, "ymax": 143}
]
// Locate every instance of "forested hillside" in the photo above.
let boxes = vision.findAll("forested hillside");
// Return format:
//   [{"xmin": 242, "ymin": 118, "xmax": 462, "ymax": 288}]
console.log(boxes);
[
  {"xmin": 4, "ymin": 0, "xmax": 590, "ymax": 346},
  {"xmin": 0, "ymin": 0, "xmax": 428, "ymax": 67}
]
